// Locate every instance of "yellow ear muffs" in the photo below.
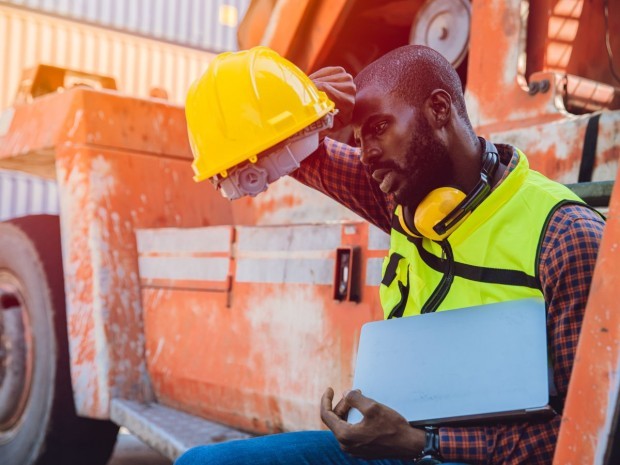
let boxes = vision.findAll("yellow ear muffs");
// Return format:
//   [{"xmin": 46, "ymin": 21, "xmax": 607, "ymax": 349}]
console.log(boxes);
[
  {"xmin": 410, "ymin": 139, "xmax": 500, "ymax": 241},
  {"xmin": 414, "ymin": 187, "xmax": 468, "ymax": 241}
]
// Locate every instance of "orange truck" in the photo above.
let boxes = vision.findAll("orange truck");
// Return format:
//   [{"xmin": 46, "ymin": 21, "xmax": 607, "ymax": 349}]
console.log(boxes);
[{"xmin": 0, "ymin": 1, "xmax": 618, "ymax": 464}]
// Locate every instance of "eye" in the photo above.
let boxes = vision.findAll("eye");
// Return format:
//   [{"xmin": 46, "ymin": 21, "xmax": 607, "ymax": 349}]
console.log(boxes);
[{"xmin": 373, "ymin": 121, "xmax": 387, "ymax": 136}]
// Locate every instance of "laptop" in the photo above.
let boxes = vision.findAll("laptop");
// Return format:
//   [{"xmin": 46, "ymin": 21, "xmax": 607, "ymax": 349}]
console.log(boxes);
[{"xmin": 347, "ymin": 298, "xmax": 554, "ymax": 426}]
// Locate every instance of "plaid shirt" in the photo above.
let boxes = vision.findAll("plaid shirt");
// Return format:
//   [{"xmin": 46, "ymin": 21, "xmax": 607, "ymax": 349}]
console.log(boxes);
[{"xmin": 291, "ymin": 138, "xmax": 605, "ymax": 465}]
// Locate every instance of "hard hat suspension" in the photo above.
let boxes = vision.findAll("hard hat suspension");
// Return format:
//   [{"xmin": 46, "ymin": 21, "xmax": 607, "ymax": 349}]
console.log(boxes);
[{"xmin": 214, "ymin": 112, "xmax": 334, "ymax": 200}]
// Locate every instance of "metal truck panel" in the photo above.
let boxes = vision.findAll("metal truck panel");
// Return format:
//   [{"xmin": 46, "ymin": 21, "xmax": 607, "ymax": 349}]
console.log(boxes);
[
  {"xmin": 554, "ymin": 165, "xmax": 620, "ymax": 464},
  {"xmin": 0, "ymin": 87, "xmax": 236, "ymax": 418},
  {"xmin": 0, "ymin": 86, "xmax": 195, "ymax": 162},
  {"xmin": 228, "ymin": 176, "xmax": 361, "ymax": 226},
  {"xmin": 0, "ymin": 169, "xmax": 59, "ymax": 220},
  {"xmin": 110, "ymin": 399, "xmax": 251, "ymax": 461},
  {"xmin": 467, "ymin": 0, "xmax": 620, "ymax": 129},
  {"xmin": 486, "ymin": 110, "xmax": 620, "ymax": 184},
  {"xmin": 2, "ymin": 0, "xmax": 250, "ymax": 52},
  {"xmin": 0, "ymin": 4, "xmax": 216, "ymax": 109},
  {"xmin": 137, "ymin": 226, "xmax": 234, "ymax": 292},
  {"xmin": 138, "ymin": 220, "xmax": 387, "ymax": 433},
  {"xmin": 235, "ymin": 224, "xmax": 342, "ymax": 285}
]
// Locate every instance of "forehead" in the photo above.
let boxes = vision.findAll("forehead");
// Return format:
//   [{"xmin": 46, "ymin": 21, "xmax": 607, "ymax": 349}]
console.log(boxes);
[{"xmin": 352, "ymin": 85, "xmax": 414, "ymax": 129}]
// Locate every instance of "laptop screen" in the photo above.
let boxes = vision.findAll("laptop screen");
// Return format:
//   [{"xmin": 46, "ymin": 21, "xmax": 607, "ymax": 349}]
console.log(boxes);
[{"xmin": 348, "ymin": 298, "xmax": 551, "ymax": 425}]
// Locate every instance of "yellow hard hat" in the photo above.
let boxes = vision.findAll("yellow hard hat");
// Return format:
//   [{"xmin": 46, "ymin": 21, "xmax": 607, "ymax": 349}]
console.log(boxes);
[{"xmin": 186, "ymin": 46, "xmax": 335, "ymax": 182}]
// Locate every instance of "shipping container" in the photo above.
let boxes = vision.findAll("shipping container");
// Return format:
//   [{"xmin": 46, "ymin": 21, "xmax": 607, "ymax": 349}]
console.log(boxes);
[
  {"xmin": 0, "ymin": 3, "xmax": 218, "ymax": 109},
  {"xmin": 1, "ymin": 0, "xmax": 250, "ymax": 52},
  {"xmin": 0, "ymin": 169, "xmax": 59, "ymax": 220}
]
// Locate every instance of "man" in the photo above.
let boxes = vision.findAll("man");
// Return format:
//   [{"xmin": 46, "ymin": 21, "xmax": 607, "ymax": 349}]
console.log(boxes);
[{"xmin": 176, "ymin": 45, "xmax": 604, "ymax": 465}]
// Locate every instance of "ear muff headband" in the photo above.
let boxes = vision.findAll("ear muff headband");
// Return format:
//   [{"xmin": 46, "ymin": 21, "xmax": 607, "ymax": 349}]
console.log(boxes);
[
  {"xmin": 412, "ymin": 139, "xmax": 500, "ymax": 241},
  {"xmin": 433, "ymin": 140, "xmax": 499, "ymax": 235}
]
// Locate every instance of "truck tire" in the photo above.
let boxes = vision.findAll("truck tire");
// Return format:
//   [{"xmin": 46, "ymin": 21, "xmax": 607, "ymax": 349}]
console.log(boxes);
[{"xmin": 0, "ymin": 215, "xmax": 118, "ymax": 465}]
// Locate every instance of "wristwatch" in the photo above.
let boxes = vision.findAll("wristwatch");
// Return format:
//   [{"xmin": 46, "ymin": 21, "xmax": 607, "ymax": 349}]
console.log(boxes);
[{"xmin": 415, "ymin": 426, "xmax": 443, "ymax": 464}]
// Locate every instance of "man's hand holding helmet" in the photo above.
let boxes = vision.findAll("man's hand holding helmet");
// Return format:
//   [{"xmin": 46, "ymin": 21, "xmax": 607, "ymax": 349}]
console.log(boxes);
[{"xmin": 309, "ymin": 66, "xmax": 355, "ymax": 141}]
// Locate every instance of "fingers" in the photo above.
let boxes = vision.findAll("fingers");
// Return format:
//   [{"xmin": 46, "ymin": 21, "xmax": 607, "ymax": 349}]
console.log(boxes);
[
  {"xmin": 321, "ymin": 388, "xmax": 353, "ymax": 437},
  {"xmin": 333, "ymin": 394, "xmax": 352, "ymax": 419},
  {"xmin": 322, "ymin": 389, "xmax": 378, "ymax": 422},
  {"xmin": 320, "ymin": 387, "xmax": 337, "ymax": 427},
  {"xmin": 344, "ymin": 390, "xmax": 378, "ymax": 417},
  {"xmin": 321, "ymin": 387, "xmax": 334, "ymax": 412},
  {"xmin": 308, "ymin": 66, "xmax": 350, "ymax": 81},
  {"xmin": 313, "ymin": 78, "xmax": 355, "ymax": 103},
  {"xmin": 309, "ymin": 66, "xmax": 355, "ymax": 132}
]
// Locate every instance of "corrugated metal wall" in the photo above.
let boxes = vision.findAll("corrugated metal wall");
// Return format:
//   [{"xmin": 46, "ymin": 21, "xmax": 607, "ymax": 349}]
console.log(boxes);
[
  {"xmin": 0, "ymin": 169, "xmax": 59, "ymax": 220},
  {"xmin": 0, "ymin": 4, "xmax": 218, "ymax": 109},
  {"xmin": 0, "ymin": 0, "xmax": 250, "ymax": 52}
]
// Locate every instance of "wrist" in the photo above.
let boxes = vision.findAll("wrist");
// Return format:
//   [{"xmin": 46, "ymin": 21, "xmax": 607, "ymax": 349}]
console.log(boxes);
[{"xmin": 414, "ymin": 426, "xmax": 443, "ymax": 464}]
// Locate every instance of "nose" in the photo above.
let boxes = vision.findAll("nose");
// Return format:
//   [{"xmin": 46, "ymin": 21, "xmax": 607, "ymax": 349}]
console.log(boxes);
[{"xmin": 359, "ymin": 143, "xmax": 381, "ymax": 166}]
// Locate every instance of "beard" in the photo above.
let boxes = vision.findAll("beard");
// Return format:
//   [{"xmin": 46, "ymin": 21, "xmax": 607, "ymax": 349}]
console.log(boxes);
[{"xmin": 393, "ymin": 116, "xmax": 454, "ymax": 209}]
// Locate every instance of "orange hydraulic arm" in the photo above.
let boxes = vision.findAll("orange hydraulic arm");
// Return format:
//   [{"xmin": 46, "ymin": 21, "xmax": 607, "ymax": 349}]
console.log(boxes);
[
  {"xmin": 238, "ymin": 0, "xmax": 356, "ymax": 73},
  {"xmin": 554, "ymin": 170, "xmax": 620, "ymax": 464}
]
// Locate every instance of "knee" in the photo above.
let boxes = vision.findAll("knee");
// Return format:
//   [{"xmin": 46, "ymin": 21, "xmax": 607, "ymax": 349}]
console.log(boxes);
[
  {"xmin": 174, "ymin": 446, "xmax": 212, "ymax": 465},
  {"xmin": 175, "ymin": 441, "xmax": 253, "ymax": 465}
]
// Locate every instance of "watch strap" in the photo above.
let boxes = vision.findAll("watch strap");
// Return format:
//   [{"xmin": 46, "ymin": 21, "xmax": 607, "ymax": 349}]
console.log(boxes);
[{"xmin": 415, "ymin": 426, "xmax": 443, "ymax": 464}]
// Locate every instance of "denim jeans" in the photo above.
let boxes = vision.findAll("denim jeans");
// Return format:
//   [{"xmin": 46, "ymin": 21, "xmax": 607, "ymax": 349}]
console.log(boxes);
[{"xmin": 174, "ymin": 430, "xmax": 468, "ymax": 465}]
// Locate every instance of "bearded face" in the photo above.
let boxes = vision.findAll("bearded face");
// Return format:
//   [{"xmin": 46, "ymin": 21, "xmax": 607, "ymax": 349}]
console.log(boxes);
[
  {"xmin": 353, "ymin": 85, "xmax": 456, "ymax": 209},
  {"xmin": 386, "ymin": 114, "xmax": 454, "ymax": 209}
]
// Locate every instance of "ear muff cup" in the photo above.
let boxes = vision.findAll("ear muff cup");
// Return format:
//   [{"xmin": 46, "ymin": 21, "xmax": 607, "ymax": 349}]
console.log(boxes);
[{"xmin": 414, "ymin": 187, "xmax": 467, "ymax": 241}]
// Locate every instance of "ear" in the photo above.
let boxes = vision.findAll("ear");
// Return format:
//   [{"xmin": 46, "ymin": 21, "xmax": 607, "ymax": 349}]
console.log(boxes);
[{"xmin": 422, "ymin": 89, "xmax": 452, "ymax": 129}]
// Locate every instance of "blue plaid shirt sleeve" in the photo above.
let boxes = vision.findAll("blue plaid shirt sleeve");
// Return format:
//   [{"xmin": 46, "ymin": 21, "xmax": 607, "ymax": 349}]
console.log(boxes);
[{"xmin": 290, "ymin": 137, "xmax": 394, "ymax": 232}]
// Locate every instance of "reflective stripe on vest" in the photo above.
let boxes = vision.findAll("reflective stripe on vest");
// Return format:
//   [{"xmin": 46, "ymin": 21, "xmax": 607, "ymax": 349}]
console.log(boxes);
[{"xmin": 380, "ymin": 150, "xmax": 589, "ymax": 319}]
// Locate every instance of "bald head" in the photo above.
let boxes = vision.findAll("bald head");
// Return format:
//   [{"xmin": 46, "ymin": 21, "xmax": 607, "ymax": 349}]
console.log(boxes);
[{"xmin": 354, "ymin": 45, "xmax": 469, "ymax": 121}]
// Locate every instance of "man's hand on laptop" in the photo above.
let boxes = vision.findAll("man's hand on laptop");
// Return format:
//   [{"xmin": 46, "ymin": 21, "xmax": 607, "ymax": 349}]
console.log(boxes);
[{"xmin": 320, "ymin": 387, "xmax": 425, "ymax": 460}]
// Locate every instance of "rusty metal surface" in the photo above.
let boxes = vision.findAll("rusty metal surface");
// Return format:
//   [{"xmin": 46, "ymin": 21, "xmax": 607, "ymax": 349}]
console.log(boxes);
[
  {"xmin": 553, "ymin": 167, "xmax": 620, "ymax": 464},
  {"xmin": 238, "ymin": 0, "xmax": 356, "ymax": 70},
  {"xmin": 110, "ymin": 399, "xmax": 250, "ymax": 461},
  {"xmin": 565, "ymin": 181, "xmax": 614, "ymax": 207},
  {"xmin": 0, "ymin": 87, "xmax": 237, "ymax": 418},
  {"xmin": 467, "ymin": 0, "xmax": 565, "ymax": 128},
  {"xmin": 138, "ymin": 221, "xmax": 386, "ymax": 433},
  {"xmin": 485, "ymin": 109, "xmax": 620, "ymax": 184},
  {"xmin": 0, "ymin": 85, "xmax": 373, "ymax": 423},
  {"xmin": 229, "ymin": 176, "xmax": 360, "ymax": 226},
  {"xmin": 2, "ymin": 89, "xmax": 197, "ymax": 160},
  {"xmin": 136, "ymin": 226, "xmax": 234, "ymax": 292},
  {"xmin": 107, "ymin": 429, "xmax": 172, "ymax": 465},
  {"xmin": 467, "ymin": 0, "xmax": 619, "ymax": 128}
]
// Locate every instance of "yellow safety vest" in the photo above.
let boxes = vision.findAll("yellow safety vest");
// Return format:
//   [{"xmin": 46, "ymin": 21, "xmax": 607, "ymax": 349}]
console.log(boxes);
[{"xmin": 380, "ymin": 150, "xmax": 593, "ymax": 319}]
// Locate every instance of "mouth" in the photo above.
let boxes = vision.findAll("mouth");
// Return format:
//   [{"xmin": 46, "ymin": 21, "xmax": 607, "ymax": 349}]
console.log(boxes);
[
  {"xmin": 371, "ymin": 168, "xmax": 390, "ymax": 183},
  {"xmin": 371, "ymin": 168, "xmax": 397, "ymax": 194}
]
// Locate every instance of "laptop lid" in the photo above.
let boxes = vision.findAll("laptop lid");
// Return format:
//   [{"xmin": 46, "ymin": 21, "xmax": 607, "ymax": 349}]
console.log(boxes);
[{"xmin": 348, "ymin": 298, "xmax": 552, "ymax": 426}]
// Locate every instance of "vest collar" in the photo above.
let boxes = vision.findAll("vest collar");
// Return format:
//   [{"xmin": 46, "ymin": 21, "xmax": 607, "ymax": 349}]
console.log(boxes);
[
  {"xmin": 448, "ymin": 150, "xmax": 529, "ymax": 246},
  {"xmin": 393, "ymin": 149, "xmax": 529, "ymax": 246}
]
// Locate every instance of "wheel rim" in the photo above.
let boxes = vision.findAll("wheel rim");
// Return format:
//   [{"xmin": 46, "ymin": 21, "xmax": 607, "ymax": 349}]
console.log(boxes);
[{"xmin": 0, "ymin": 271, "xmax": 33, "ymax": 441}]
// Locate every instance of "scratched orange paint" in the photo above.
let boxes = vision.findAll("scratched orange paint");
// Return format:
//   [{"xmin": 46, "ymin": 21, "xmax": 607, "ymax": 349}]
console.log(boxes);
[
  {"xmin": 554, "ymin": 167, "xmax": 620, "ymax": 464},
  {"xmin": 0, "ymin": 87, "xmax": 240, "ymax": 418}
]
